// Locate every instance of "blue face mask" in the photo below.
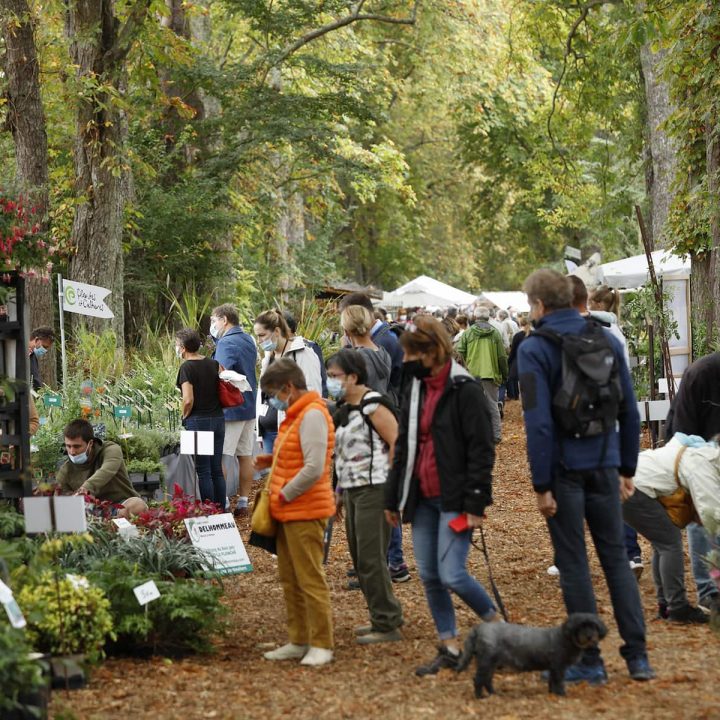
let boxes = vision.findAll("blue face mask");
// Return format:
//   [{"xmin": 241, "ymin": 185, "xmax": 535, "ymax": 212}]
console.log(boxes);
[
  {"xmin": 268, "ymin": 395, "xmax": 289, "ymax": 412},
  {"xmin": 209, "ymin": 321, "xmax": 219, "ymax": 339},
  {"xmin": 33, "ymin": 345, "xmax": 48, "ymax": 358},
  {"xmin": 326, "ymin": 377, "xmax": 345, "ymax": 399},
  {"xmin": 69, "ymin": 442, "xmax": 92, "ymax": 465},
  {"xmin": 261, "ymin": 339, "xmax": 277, "ymax": 353}
]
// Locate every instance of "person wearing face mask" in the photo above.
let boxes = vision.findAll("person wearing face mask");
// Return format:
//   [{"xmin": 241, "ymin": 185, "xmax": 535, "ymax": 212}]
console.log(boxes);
[
  {"xmin": 176, "ymin": 328, "xmax": 226, "ymax": 507},
  {"xmin": 210, "ymin": 303, "xmax": 258, "ymax": 518},
  {"xmin": 327, "ymin": 350, "xmax": 404, "ymax": 645},
  {"xmin": 384, "ymin": 316, "xmax": 500, "ymax": 677},
  {"xmin": 28, "ymin": 326, "xmax": 55, "ymax": 390},
  {"xmin": 255, "ymin": 309, "xmax": 322, "ymax": 455},
  {"xmin": 57, "ymin": 419, "xmax": 147, "ymax": 518},
  {"xmin": 256, "ymin": 358, "xmax": 336, "ymax": 667}
]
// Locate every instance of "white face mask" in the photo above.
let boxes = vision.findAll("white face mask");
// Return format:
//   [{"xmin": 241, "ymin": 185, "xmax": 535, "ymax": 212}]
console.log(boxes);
[
  {"xmin": 209, "ymin": 321, "xmax": 219, "ymax": 339},
  {"xmin": 175, "ymin": 346, "xmax": 183, "ymax": 359}
]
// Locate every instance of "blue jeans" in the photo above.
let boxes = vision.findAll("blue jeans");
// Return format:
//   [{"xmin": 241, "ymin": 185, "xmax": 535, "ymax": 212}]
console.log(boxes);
[
  {"xmin": 387, "ymin": 525, "xmax": 405, "ymax": 568},
  {"xmin": 548, "ymin": 467, "xmax": 646, "ymax": 664},
  {"xmin": 262, "ymin": 431, "xmax": 278, "ymax": 454},
  {"xmin": 624, "ymin": 524, "xmax": 641, "ymax": 560},
  {"xmin": 185, "ymin": 415, "xmax": 226, "ymax": 507},
  {"xmin": 687, "ymin": 523, "xmax": 718, "ymax": 602},
  {"xmin": 412, "ymin": 498, "xmax": 496, "ymax": 640}
]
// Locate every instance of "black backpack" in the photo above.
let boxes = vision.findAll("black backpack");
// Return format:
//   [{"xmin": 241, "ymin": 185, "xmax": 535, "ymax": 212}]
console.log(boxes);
[{"xmin": 534, "ymin": 319, "xmax": 623, "ymax": 439}]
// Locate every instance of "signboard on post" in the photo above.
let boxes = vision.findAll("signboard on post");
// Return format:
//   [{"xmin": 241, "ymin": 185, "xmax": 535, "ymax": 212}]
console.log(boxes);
[
  {"xmin": 62, "ymin": 279, "xmax": 114, "ymax": 319},
  {"xmin": 564, "ymin": 245, "xmax": 582, "ymax": 261},
  {"xmin": 185, "ymin": 514, "xmax": 252, "ymax": 575}
]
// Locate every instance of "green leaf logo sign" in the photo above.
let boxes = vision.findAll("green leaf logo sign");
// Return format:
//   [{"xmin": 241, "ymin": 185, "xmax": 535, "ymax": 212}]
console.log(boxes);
[{"xmin": 64, "ymin": 284, "xmax": 77, "ymax": 306}]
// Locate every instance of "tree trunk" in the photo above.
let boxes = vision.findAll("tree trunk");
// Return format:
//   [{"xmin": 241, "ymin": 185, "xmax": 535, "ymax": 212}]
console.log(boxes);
[
  {"xmin": 65, "ymin": 0, "xmax": 150, "ymax": 343},
  {"xmin": 691, "ymin": 112, "xmax": 720, "ymax": 357},
  {"xmin": 640, "ymin": 43, "xmax": 678, "ymax": 249},
  {"xmin": 0, "ymin": 0, "xmax": 57, "ymax": 385}
]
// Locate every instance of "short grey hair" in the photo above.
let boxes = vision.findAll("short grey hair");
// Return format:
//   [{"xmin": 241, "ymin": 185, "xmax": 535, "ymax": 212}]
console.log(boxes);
[
  {"xmin": 474, "ymin": 307, "xmax": 490, "ymax": 321},
  {"xmin": 498, "ymin": 310, "xmax": 508, "ymax": 320}
]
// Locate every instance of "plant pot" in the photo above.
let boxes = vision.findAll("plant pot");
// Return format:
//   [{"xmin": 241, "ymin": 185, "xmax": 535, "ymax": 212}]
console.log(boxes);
[
  {"xmin": 49, "ymin": 653, "xmax": 86, "ymax": 690},
  {"xmin": 129, "ymin": 472, "xmax": 145, "ymax": 485}
]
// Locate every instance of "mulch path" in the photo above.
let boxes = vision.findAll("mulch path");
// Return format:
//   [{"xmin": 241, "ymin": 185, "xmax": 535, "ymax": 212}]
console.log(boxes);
[{"xmin": 51, "ymin": 402, "xmax": 719, "ymax": 719}]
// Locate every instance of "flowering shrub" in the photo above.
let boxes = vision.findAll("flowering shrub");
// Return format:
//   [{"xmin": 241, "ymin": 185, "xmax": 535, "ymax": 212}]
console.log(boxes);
[
  {"xmin": 134, "ymin": 484, "xmax": 222, "ymax": 538},
  {"xmin": 0, "ymin": 191, "xmax": 51, "ymax": 276},
  {"xmin": 17, "ymin": 571, "xmax": 115, "ymax": 663}
]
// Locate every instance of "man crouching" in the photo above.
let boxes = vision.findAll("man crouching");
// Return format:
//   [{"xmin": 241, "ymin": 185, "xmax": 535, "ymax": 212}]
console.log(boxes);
[{"xmin": 57, "ymin": 419, "xmax": 147, "ymax": 518}]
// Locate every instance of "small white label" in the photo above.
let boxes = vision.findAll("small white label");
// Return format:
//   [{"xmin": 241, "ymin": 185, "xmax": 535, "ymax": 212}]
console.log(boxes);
[
  {"xmin": 133, "ymin": 580, "xmax": 161, "ymax": 606},
  {"xmin": 258, "ymin": 403, "xmax": 269, "ymax": 417},
  {"xmin": 113, "ymin": 517, "xmax": 139, "ymax": 538},
  {"xmin": 112, "ymin": 518, "xmax": 132, "ymax": 528},
  {"xmin": 0, "ymin": 580, "xmax": 26, "ymax": 629}
]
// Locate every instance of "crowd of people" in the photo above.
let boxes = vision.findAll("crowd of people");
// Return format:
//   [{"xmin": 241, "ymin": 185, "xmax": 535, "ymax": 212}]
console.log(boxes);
[{"xmin": 38, "ymin": 272, "xmax": 720, "ymax": 681}]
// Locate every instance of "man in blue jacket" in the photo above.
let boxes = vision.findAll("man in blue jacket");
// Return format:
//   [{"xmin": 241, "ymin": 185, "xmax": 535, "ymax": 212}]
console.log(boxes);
[
  {"xmin": 518, "ymin": 269, "xmax": 654, "ymax": 684},
  {"xmin": 211, "ymin": 303, "xmax": 258, "ymax": 517}
]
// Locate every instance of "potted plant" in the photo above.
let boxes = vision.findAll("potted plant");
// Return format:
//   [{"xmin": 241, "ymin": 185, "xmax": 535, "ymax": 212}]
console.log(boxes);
[
  {"xmin": 126, "ymin": 458, "xmax": 148, "ymax": 485},
  {"xmin": 0, "ymin": 623, "xmax": 50, "ymax": 719}
]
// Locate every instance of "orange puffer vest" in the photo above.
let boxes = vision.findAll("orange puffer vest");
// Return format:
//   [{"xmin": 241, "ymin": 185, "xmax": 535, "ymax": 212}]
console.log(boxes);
[{"xmin": 269, "ymin": 391, "xmax": 335, "ymax": 522}]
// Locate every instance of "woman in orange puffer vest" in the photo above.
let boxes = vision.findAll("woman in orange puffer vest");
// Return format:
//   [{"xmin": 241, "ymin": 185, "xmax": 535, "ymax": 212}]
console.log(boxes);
[{"xmin": 255, "ymin": 358, "xmax": 336, "ymax": 667}]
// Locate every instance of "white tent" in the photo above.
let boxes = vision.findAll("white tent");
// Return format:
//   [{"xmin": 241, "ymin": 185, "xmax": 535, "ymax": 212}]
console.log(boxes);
[
  {"xmin": 479, "ymin": 291, "xmax": 530, "ymax": 313},
  {"xmin": 382, "ymin": 275, "xmax": 477, "ymax": 308},
  {"xmin": 600, "ymin": 251, "xmax": 689, "ymax": 289},
  {"xmin": 599, "ymin": 250, "xmax": 692, "ymax": 378}
]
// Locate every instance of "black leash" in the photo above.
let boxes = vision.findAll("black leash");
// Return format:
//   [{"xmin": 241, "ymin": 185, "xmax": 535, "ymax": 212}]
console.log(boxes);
[{"xmin": 472, "ymin": 526, "xmax": 510, "ymax": 622}]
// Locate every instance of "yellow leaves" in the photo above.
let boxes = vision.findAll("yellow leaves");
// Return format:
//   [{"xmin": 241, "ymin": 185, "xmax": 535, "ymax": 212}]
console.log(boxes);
[{"xmin": 163, "ymin": 95, "xmax": 198, "ymax": 120}]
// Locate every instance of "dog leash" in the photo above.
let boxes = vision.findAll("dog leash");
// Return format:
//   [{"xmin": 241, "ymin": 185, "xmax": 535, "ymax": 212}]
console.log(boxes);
[{"xmin": 472, "ymin": 526, "xmax": 510, "ymax": 622}]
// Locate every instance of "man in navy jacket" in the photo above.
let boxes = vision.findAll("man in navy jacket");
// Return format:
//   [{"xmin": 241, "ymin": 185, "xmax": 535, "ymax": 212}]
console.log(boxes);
[
  {"xmin": 518, "ymin": 269, "xmax": 653, "ymax": 684},
  {"xmin": 211, "ymin": 303, "xmax": 258, "ymax": 517}
]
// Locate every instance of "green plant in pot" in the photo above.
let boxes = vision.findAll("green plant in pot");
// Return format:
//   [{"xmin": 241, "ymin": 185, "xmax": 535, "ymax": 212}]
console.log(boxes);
[{"xmin": 0, "ymin": 622, "xmax": 48, "ymax": 719}]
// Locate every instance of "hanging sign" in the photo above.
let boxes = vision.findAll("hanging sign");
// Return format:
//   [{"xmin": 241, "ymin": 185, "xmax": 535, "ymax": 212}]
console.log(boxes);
[
  {"xmin": 62, "ymin": 279, "xmax": 114, "ymax": 319},
  {"xmin": 185, "ymin": 513, "xmax": 252, "ymax": 575}
]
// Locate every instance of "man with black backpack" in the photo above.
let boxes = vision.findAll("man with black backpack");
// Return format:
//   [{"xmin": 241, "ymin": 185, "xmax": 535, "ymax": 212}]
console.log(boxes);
[{"xmin": 518, "ymin": 269, "xmax": 654, "ymax": 685}]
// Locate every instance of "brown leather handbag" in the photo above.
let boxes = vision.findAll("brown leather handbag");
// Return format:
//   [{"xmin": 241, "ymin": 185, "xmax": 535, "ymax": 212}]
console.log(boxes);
[{"xmin": 657, "ymin": 445, "xmax": 701, "ymax": 528}]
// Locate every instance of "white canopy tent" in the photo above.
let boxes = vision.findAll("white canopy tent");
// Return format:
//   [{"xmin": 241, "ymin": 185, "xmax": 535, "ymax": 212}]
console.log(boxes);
[
  {"xmin": 479, "ymin": 291, "xmax": 530, "ymax": 314},
  {"xmin": 381, "ymin": 275, "xmax": 477, "ymax": 308},
  {"xmin": 598, "ymin": 250, "xmax": 692, "ymax": 378},
  {"xmin": 600, "ymin": 250, "xmax": 690, "ymax": 288}
]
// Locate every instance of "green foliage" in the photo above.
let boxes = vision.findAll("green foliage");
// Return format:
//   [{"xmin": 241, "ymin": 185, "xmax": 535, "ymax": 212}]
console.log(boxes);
[
  {"xmin": 0, "ymin": 502, "xmax": 24, "ymax": 539},
  {"xmin": 17, "ymin": 572, "xmax": 114, "ymax": 663},
  {"xmin": 86, "ymin": 557, "xmax": 225, "ymax": 655},
  {"xmin": 0, "ymin": 623, "xmax": 44, "ymax": 716}
]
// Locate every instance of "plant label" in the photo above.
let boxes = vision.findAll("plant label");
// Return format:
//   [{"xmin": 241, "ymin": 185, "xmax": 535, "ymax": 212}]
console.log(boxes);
[
  {"xmin": 112, "ymin": 517, "xmax": 139, "ymax": 538},
  {"xmin": 185, "ymin": 513, "xmax": 253, "ymax": 575},
  {"xmin": 113, "ymin": 405, "xmax": 132, "ymax": 418},
  {"xmin": 43, "ymin": 393, "xmax": 62, "ymax": 408},
  {"xmin": 53, "ymin": 496, "xmax": 87, "ymax": 533},
  {"xmin": 196, "ymin": 431, "xmax": 214, "ymax": 456},
  {"xmin": 258, "ymin": 403, "xmax": 268, "ymax": 417},
  {"xmin": 0, "ymin": 579, "xmax": 26, "ymax": 629},
  {"xmin": 133, "ymin": 580, "xmax": 160, "ymax": 606}
]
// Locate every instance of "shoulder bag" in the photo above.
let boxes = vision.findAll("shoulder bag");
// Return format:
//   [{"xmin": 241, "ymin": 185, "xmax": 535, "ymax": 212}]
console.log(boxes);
[{"xmin": 657, "ymin": 445, "xmax": 701, "ymax": 528}]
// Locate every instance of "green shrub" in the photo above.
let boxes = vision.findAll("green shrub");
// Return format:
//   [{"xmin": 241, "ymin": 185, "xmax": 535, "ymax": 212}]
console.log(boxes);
[
  {"xmin": 86, "ymin": 557, "xmax": 225, "ymax": 656},
  {"xmin": 0, "ymin": 623, "xmax": 44, "ymax": 716},
  {"xmin": 17, "ymin": 572, "xmax": 114, "ymax": 663},
  {"xmin": 0, "ymin": 503, "xmax": 24, "ymax": 539}
]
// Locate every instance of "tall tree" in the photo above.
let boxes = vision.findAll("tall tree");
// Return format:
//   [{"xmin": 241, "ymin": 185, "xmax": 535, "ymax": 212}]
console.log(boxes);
[
  {"xmin": 0, "ymin": 0, "xmax": 56, "ymax": 384},
  {"xmin": 65, "ymin": 0, "xmax": 152, "ymax": 341}
]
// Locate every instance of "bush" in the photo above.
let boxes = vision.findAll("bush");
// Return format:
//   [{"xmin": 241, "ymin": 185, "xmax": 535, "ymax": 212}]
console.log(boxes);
[
  {"xmin": 86, "ymin": 557, "xmax": 225, "ymax": 656},
  {"xmin": 0, "ymin": 623, "xmax": 44, "ymax": 717},
  {"xmin": 17, "ymin": 572, "xmax": 114, "ymax": 663}
]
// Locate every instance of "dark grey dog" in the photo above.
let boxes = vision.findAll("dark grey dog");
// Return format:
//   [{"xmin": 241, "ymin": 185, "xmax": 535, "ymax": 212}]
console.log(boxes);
[{"xmin": 456, "ymin": 613, "xmax": 608, "ymax": 697}]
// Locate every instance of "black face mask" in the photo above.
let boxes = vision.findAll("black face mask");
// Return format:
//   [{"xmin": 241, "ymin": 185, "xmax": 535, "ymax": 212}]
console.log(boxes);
[{"xmin": 404, "ymin": 359, "xmax": 431, "ymax": 380}]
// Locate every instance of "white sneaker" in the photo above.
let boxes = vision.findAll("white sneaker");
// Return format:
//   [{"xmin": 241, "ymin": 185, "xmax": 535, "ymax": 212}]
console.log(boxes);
[
  {"xmin": 299, "ymin": 647, "xmax": 334, "ymax": 666},
  {"xmin": 547, "ymin": 565, "xmax": 560, "ymax": 577},
  {"xmin": 263, "ymin": 643, "xmax": 308, "ymax": 661},
  {"xmin": 629, "ymin": 557, "xmax": 644, "ymax": 580}
]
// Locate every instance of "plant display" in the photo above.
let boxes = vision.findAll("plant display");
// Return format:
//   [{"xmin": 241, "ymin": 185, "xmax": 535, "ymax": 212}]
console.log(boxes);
[
  {"xmin": 0, "ymin": 623, "xmax": 45, "ymax": 717},
  {"xmin": 17, "ymin": 572, "xmax": 114, "ymax": 663},
  {"xmin": 134, "ymin": 485, "xmax": 222, "ymax": 538},
  {"xmin": 125, "ymin": 458, "xmax": 165, "ymax": 478},
  {"xmin": 0, "ymin": 191, "xmax": 50, "ymax": 276},
  {"xmin": 0, "ymin": 503, "xmax": 25, "ymax": 539},
  {"xmin": 87, "ymin": 557, "xmax": 225, "ymax": 656}
]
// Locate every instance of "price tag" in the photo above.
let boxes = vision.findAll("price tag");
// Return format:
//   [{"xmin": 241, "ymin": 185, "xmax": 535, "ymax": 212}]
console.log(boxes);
[
  {"xmin": 112, "ymin": 517, "xmax": 132, "ymax": 529},
  {"xmin": 114, "ymin": 405, "xmax": 132, "ymax": 419},
  {"xmin": 0, "ymin": 579, "xmax": 26, "ymax": 629},
  {"xmin": 133, "ymin": 580, "xmax": 160, "ymax": 606},
  {"xmin": 43, "ymin": 393, "xmax": 62, "ymax": 408}
]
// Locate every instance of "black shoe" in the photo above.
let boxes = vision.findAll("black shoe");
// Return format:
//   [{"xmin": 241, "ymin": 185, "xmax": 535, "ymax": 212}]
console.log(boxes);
[
  {"xmin": 668, "ymin": 604, "xmax": 709, "ymax": 624},
  {"xmin": 346, "ymin": 567, "xmax": 357, "ymax": 578},
  {"xmin": 389, "ymin": 563, "xmax": 411, "ymax": 584},
  {"xmin": 656, "ymin": 602, "xmax": 669, "ymax": 620},
  {"xmin": 414, "ymin": 646, "xmax": 460, "ymax": 677},
  {"xmin": 347, "ymin": 579, "xmax": 361, "ymax": 591}
]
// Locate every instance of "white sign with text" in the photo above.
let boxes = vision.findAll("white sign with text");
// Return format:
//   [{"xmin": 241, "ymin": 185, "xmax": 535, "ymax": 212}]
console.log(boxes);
[
  {"xmin": 133, "ymin": 580, "xmax": 161, "ymax": 606},
  {"xmin": 62, "ymin": 279, "xmax": 114, "ymax": 319},
  {"xmin": 184, "ymin": 513, "xmax": 252, "ymax": 575}
]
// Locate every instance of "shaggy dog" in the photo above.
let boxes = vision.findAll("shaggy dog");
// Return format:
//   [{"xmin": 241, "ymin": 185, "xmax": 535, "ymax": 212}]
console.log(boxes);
[{"xmin": 456, "ymin": 613, "xmax": 608, "ymax": 697}]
